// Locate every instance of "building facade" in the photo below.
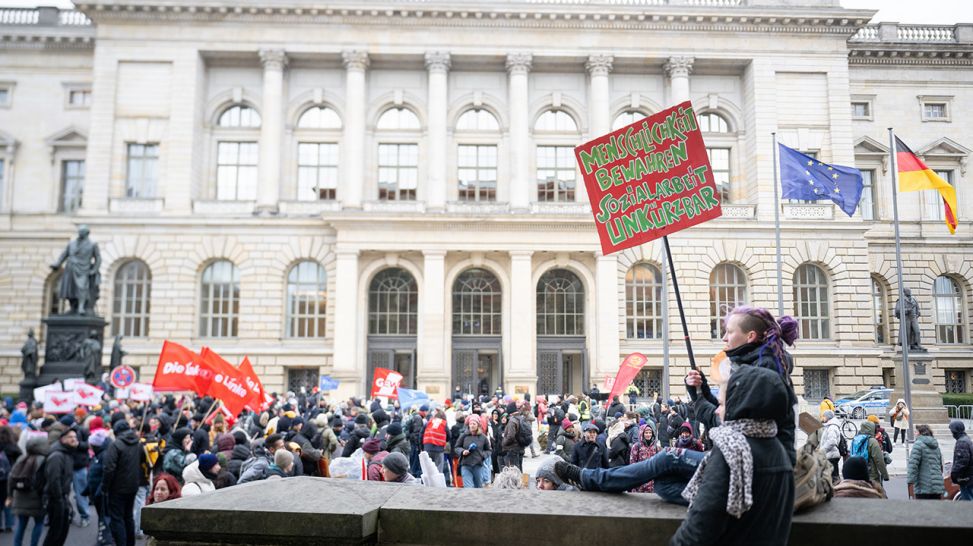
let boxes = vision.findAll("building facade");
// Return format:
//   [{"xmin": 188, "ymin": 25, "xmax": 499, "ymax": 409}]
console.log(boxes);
[{"xmin": 0, "ymin": 0, "xmax": 971, "ymax": 402}]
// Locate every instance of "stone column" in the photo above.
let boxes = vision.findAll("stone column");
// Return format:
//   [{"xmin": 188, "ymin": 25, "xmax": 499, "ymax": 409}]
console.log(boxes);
[
  {"xmin": 425, "ymin": 52, "xmax": 450, "ymax": 211},
  {"xmin": 419, "ymin": 250, "xmax": 447, "ymax": 393},
  {"xmin": 164, "ymin": 49, "xmax": 204, "ymax": 214},
  {"xmin": 664, "ymin": 56, "xmax": 694, "ymax": 104},
  {"xmin": 332, "ymin": 249, "xmax": 361, "ymax": 397},
  {"xmin": 508, "ymin": 251, "xmax": 534, "ymax": 387},
  {"xmin": 256, "ymin": 49, "xmax": 287, "ymax": 214},
  {"xmin": 595, "ymin": 253, "xmax": 621, "ymax": 382},
  {"xmin": 586, "ymin": 55, "xmax": 613, "ymax": 137},
  {"xmin": 506, "ymin": 53, "xmax": 532, "ymax": 211},
  {"xmin": 342, "ymin": 50, "xmax": 369, "ymax": 209}
]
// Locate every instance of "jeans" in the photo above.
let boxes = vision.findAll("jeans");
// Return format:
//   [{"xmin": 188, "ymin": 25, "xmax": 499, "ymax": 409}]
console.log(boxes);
[
  {"xmin": 14, "ymin": 515, "xmax": 44, "ymax": 546},
  {"xmin": 959, "ymin": 481, "xmax": 973, "ymax": 501},
  {"xmin": 829, "ymin": 457, "xmax": 840, "ymax": 484},
  {"xmin": 579, "ymin": 448, "xmax": 705, "ymax": 505},
  {"xmin": 107, "ymin": 492, "xmax": 137, "ymax": 546},
  {"xmin": 72, "ymin": 468, "xmax": 90, "ymax": 520},
  {"xmin": 460, "ymin": 464, "xmax": 489, "ymax": 488},
  {"xmin": 133, "ymin": 485, "xmax": 148, "ymax": 535},
  {"xmin": 504, "ymin": 451, "xmax": 524, "ymax": 471},
  {"xmin": 42, "ymin": 501, "xmax": 70, "ymax": 546},
  {"xmin": 894, "ymin": 428, "xmax": 906, "ymax": 443}
]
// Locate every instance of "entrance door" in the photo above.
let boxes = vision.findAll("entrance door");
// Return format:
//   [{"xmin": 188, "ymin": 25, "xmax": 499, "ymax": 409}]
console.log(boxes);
[
  {"xmin": 452, "ymin": 336, "xmax": 502, "ymax": 396},
  {"xmin": 287, "ymin": 368, "xmax": 319, "ymax": 393},
  {"xmin": 537, "ymin": 338, "xmax": 588, "ymax": 396},
  {"xmin": 367, "ymin": 336, "xmax": 416, "ymax": 390},
  {"xmin": 633, "ymin": 369, "xmax": 662, "ymax": 401}
]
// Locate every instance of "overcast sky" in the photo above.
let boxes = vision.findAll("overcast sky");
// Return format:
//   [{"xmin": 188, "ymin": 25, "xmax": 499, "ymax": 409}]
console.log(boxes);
[{"xmin": 1, "ymin": 0, "xmax": 971, "ymax": 24}]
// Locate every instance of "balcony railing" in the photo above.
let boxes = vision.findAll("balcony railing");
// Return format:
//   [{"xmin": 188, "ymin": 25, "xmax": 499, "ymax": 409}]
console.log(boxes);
[
  {"xmin": 851, "ymin": 23, "xmax": 964, "ymax": 43},
  {"xmin": 0, "ymin": 8, "xmax": 91, "ymax": 27}
]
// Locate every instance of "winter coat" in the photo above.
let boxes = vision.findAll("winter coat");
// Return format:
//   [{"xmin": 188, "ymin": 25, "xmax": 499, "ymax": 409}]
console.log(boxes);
[
  {"xmin": 907, "ymin": 435, "xmax": 944, "ymax": 496},
  {"xmin": 858, "ymin": 422, "xmax": 889, "ymax": 482},
  {"xmin": 554, "ymin": 429, "xmax": 577, "ymax": 462},
  {"xmin": 8, "ymin": 437, "xmax": 47, "ymax": 518},
  {"xmin": 227, "ymin": 444, "xmax": 251, "ymax": 478},
  {"xmin": 366, "ymin": 452, "xmax": 389, "ymax": 481},
  {"xmin": 951, "ymin": 431, "xmax": 973, "ymax": 484},
  {"xmin": 85, "ymin": 442, "xmax": 107, "ymax": 498},
  {"xmin": 501, "ymin": 415, "xmax": 527, "ymax": 455},
  {"xmin": 163, "ymin": 448, "xmax": 190, "ymax": 482},
  {"xmin": 454, "ymin": 432, "xmax": 490, "ymax": 468},
  {"xmin": 819, "ymin": 418, "xmax": 842, "ymax": 460},
  {"xmin": 571, "ymin": 439, "xmax": 608, "ymax": 470},
  {"xmin": 292, "ymin": 431, "xmax": 322, "ymax": 462},
  {"xmin": 670, "ymin": 365, "xmax": 794, "ymax": 546},
  {"xmin": 628, "ymin": 424, "xmax": 660, "ymax": 493},
  {"xmin": 181, "ymin": 460, "xmax": 216, "ymax": 496},
  {"xmin": 103, "ymin": 429, "xmax": 145, "ymax": 496},
  {"xmin": 317, "ymin": 427, "xmax": 340, "ymax": 459},
  {"xmin": 342, "ymin": 426, "xmax": 371, "ymax": 458},
  {"xmin": 608, "ymin": 427, "xmax": 632, "ymax": 468},
  {"xmin": 889, "ymin": 400, "xmax": 910, "ymax": 431},
  {"xmin": 833, "ymin": 479, "xmax": 885, "ymax": 498},
  {"xmin": 43, "ymin": 440, "xmax": 74, "ymax": 505},
  {"xmin": 384, "ymin": 433, "xmax": 411, "ymax": 458}
]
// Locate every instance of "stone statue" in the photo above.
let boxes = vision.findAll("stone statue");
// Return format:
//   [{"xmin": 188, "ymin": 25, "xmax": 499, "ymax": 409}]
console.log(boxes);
[
  {"xmin": 110, "ymin": 335, "xmax": 126, "ymax": 369},
  {"xmin": 20, "ymin": 328, "xmax": 38, "ymax": 380},
  {"xmin": 79, "ymin": 330, "xmax": 102, "ymax": 385},
  {"xmin": 894, "ymin": 287, "xmax": 926, "ymax": 352},
  {"xmin": 50, "ymin": 225, "xmax": 101, "ymax": 315}
]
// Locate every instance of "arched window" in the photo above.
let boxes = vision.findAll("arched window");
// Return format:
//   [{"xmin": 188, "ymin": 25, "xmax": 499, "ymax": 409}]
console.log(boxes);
[
  {"xmin": 368, "ymin": 268, "xmax": 418, "ymax": 335},
  {"xmin": 537, "ymin": 269, "xmax": 584, "ymax": 336},
  {"xmin": 215, "ymin": 104, "xmax": 260, "ymax": 201},
  {"xmin": 286, "ymin": 261, "xmax": 326, "ymax": 338},
  {"xmin": 626, "ymin": 264, "xmax": 663, "ymax": 339},
  {"xmin": 457, "ymin": 108, "xmax": 499, "ymax": 131},
  {"xmin": 112, "ymin": 260, "xmax": 151, "ymax": 337},
  {"xmin": 452, "ymin": 268, "xmax": 501, "ymax": 335},
  {"xmin": 793, "ymin": 264, "xmax": 830, "ymax": 339},
  {"xmin": 534, "ymin": 109, "xmax": 579, "ymax": 203},
  {"xmin": 297, "ymin": 106, "xmax": 341, "ymax": 129},
  {"xmin": 699, "ymin": 111, "xmax": 733, "ymax": 203},
  {"xmin": 934, "ymin": 276, "xmax": 965, "ymax": 344},
  {"xmin": 871, "ymin": 276, "xmax": 888, "ymax": 344},
  {"xmin": 456, "ymin": 108, "xmax": 501, "ymax": 202},
  {"xmin": 377, "ymin": 107, "xmax": 420, "ymax": 130},
  {"xmin": 698, "ymin": 112, "xmax": 730, "ymax": 133},
  {"xmin": 612, "ymin": 110, "xmax": 649, "ymax": 131},
  {"xmin": 534, "ymin": 110, "xmax": 578, "ymax": 132},
  {"xmin": 376, "ymin": 107, "xmax": 420, "ymax": 201},
  {"xmin": 295, "ymin": 106, "xmax": 341, "ymax": 201},
  {"xmin": 710, "ymin": 264, "xmax": 748, "ymax": 339},
  {"xmin": 218, "ymin": 105, "xmax": 261, "ymax": 128},
  {"xmin": 199, "ymin": 260, "xmax": 239, "ymax": 338}
]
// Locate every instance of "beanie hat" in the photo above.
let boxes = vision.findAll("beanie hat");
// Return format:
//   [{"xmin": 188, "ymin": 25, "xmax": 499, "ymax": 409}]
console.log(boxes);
[
  {"xmin": 418, "ymin": 404, "xmax": 429, "ymax": 413},
  {"xmin": 59, "ymin": 414, "xmax": 75, "ymax": 427},
  {"xmin": 110, "ymin": 412, "xmax": 125, "ymax": 426},
  {"xmin": 386, "ymin": 422, "xmax": 403, "ymax": 437},
  {"xmin": 950, "ymin": 419, "xmax": 966, "ymax": 439},
  {"xmin": 561, "ymin": 418, "xmax": 573, "ymax": 430},
  {"xmin": 842, "ymin": 456, "xmax": 869, "ymax": 481},
  {"xmin": 274, "ymin": 448, "xmax": 294, "ymax": 468},
  {"xmin": 381, "ymin": 451, "xmax": 409, "ymax": 476},
  {"xmin": 535, "ymin": 459, "xmax": 564, "ymax": 488},
  {"xmin": 277, "ymin": 416, "xmax": 293, "ymax": 433},
  {"xmin": 89, "ymin": 429, "xmax": 111, "ymax": 448},
  {"xmin": 89, "ymin": 416, "xmax": 105, "ymax": 431},
  {"xmin": 354, "ymin": 414, "xmax": 368, "ymax": 425},
  {"xmin": 362, "ymin": 438, "xmax": 382, "ymax": 454},
  {"xmin": 198, "ymin": 453, "xmax": 219, "ymax": 473},
  {"xmin": 232, "ymin": 430, "xmax": 249, "ymax": 445},
  {"xmin": 823, "ymin": 410, "xmax": 835, "ymax": 421},
  {"xmin": 506, "ymin": 401, "xmax": 518, "ymax": 414},
  {"xmin": 291, "ymin": 417, "xmax": 304, "ymax": 429},
  {"xmin": 113, "ymin": 420, "xmax": 131, "ymax": 434},
  {"xmin": 372, "ymin": 409, "xmax": 389, "ymax": 426},
  {"xmin": 313, "ymin": 414, "xmax": 329, "ymax": 428},
  {"xmin": 866, "ymin": 414, "xmax": 880, "ymax": 424},
  {"xmin": 331, "ymin": 416, "xmax": 344, "ymax": 428}
]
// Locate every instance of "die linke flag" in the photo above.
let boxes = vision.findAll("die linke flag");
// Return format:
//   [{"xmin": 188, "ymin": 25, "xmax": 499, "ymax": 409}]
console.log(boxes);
[
  {"xmin": 895, "ymin": 136, "xmax": 958, "ymax": 234},
  {"xmin": 604, "ymin": 353, "xmax": 648, "ymax": 410},
  {"xmin": 153, "ymin": 341, "xmax": 213, "ymax": 394},
  {"xmin": 237, "ymin": 356, "xmax": 267, "ymax": 412},
  {"xmin": 371, "ymin": 367, "xmax": 404, "ymax": 399},
  {"xmin": 575, "ymin": 101, "xmax": 721, "ymax": 255},
  {"xmin": 200, "ymin": 348, "xmax": 250, "ymax": 417}
]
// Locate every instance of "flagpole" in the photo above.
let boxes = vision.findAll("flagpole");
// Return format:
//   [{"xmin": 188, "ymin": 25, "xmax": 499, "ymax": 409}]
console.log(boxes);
[
  {"xmin": 661, "ymin": 242, "xmax": 670, "ymax": 401},
  {"xmin": 888, "ymin": 128, "xmax": 914, "ymax": 443},
  {"xmin": 771, "ymin": 132, "xmax": 784, "ymax": 316}
]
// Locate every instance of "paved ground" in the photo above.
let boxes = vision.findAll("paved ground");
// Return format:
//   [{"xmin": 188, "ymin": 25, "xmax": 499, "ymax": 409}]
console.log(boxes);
[{"xmin": 0, "ymin": 512, "xmax": 149, "ymax": 546}]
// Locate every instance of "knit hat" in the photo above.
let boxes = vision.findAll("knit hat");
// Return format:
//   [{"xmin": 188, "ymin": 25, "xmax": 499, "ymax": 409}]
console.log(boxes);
[
  {"xmin": 89, "ymin": 429, "xmax": 111, "ymax": 448},
  {"xmin": 89, "ymin": 416, "xmax": 105, "ymax": 431},
  {"xmin": 866, "ymin": 414, "xmax": 880, "ymax": 424},
  {"xmin": 582, "ymin": 423, "xmax": 599, "ymax": 433},
  {"xmin": 59, "ymin": 414, "xmax": 75, "ymax": 427},
  {"xmin": 561, "ymin": 418, "xmax": 573, "ymax": 430},
  {"xmin": 291, "ymin": 417, "xmax": 304, "ymax": 429},
  {"xmin": 950, "ymin": 419, "xmax": 966, "ymax": 439},
  {"xmin": 313, "ymin": 414, "xmax": 329, "ymax": 428},
  {"xmin": 354, "ymin": 414, "xmax": 368, "ymax": 425},
  {"xmin": 113, "ymin": 420, "xmax": 131, "ymax": 434},
  {"xmin": 232, "ymin": 430, "xmax": 249, "ymax": 445},
  {"xmin": 842, "ymin": 456, "xmax": 869, "ymax": 481},
  {"xmin": 382, "ymin": 451, "xmax": 409, "ymax": 476},
  {"xmin": 372, "ymin": 409, "xmax": 389, "ymax": 426},
  {"xmin": 506, "ymin": 401, "xmax": 518, "ymax": 414},
  {"xmin": 386, "ymin": 422, "xmax": 403, "ymax": 437},
  {"xmin": 418, "ymin": 404, "xmax": 429, "ymax": 413},
  {"xmin": 535, "ymin": 459, "xmax": 564, "ymax": 488},
  {"xmin": 109, "ymin": 412, "xmax": 126, "ymax": 426},
  {"xmin": 464, "ymin": 415, "xmax": 482, "ymax": 430},
  {"xmin": 274, "ymin": 448, "xmax": 294, "ymax": 469},
  {"xmin": 277, "ymin": 416, "xmax": 293, "ymax": 432},
  {"xmin": 362, "ymin": 438, "xmax": 383, "ymax": 454},
  {"xmin": 198, "ymin": 453, "xmax": 219, "ymax": 473}
]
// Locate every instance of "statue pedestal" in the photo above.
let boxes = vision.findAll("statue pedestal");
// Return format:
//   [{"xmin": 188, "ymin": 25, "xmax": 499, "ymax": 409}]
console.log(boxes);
[
  {"xmin": 39, "ymin": 314, "xmax": 107, "ymax": 387},
  {"xmin": 18, "ymin": 376, "xmax": 39, "ymax": 403},
  {"xmin": 889, "ymin": 352, "xmax": 947, "ymax": 426}
]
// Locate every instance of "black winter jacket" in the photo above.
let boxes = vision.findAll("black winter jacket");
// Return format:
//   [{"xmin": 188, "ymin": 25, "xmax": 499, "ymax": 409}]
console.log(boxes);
[
  {"xmin": 341, "ymin": 427, "xmax": 371, "ymax": 458},
  {"xmin": 227, "ymin": 444, "xmax": 251, "ymax": 478},
  {"xmin": 608, "ymin": 431, "xmax": 631, "ymax": 467},
  {"xmin": 384, "ymin": 433, "xmax": 411, "ymax": 458},
  {"xmin": 571, "ymin": 439, "xmax": 608, "ymax": 469},
  {"xmin": 102, "ymin": 429, "xmax": 145, "ymax": 496},
  {"xmin": 951, "ymin": 432, "xmax": 973, "ymax": 483},
  {"xmin": 43, "ymin": 441, "xmax": 74, "ymax": 504}
]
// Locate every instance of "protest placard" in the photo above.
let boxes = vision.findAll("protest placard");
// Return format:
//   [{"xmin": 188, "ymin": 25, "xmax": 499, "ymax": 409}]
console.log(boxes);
[
  {"xmin": 370, "ymin": 368, "xmax": 403, "ymax": 399},
  {"xmin": 44, "ymin": 390, "xmax": 74, "ymax": 414}
]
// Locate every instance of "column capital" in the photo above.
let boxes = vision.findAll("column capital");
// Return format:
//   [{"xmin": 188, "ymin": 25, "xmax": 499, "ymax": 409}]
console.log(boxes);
[
  {"xmin": 341, "ymin": 50, "xmax": 370, "ymax": 71},
  {"xmin": 509, "ymin": 250, "xmax": 534, "ymax": 259},
  {"xmin": 422, "ymin": 249, "xmax": 447, "ymax": 259},
  {"xmin": 335, "ymin": 248, "xmax": 360, "ymax": 259},
  {"xmin": 258, "ymin": 49, "xmax": 288, "ymax": 71},
  {"xmin": 664, "ymin": 56, "xmax": 694, "ymax": 79},
  {"xmin": 505, "ymin": 52, "xmax": 533, "ymax": 75},
  {"xmin": 424, "ymin": 51, "xmax": 451, "ymax": 73},
  {"xmin": 585, "ymin": 54, "xmax": 614, "ymax": 77}
]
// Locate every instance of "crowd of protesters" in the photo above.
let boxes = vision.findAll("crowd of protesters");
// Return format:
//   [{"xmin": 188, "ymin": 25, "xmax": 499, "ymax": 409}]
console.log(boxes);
[{"xmin": 0, "ymin": 306, "xmax": 970, "ymax": 545}]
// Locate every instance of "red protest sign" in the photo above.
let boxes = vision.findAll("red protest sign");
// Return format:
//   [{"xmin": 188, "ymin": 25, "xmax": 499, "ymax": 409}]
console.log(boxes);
[
  {"xmin": 237, "ymin": 357, "xmax": 266, "ymax": 412},
  {"xmin": 152, "ymin": 341, "xmax": 213, "ymax": 395},
  {"xmin": 605, "ymin": 353, "xmax": 647, "ymax": 409},
  {"xmin": 200, "ymin": 348, "xmax": 250, "ymax": 417},
  {"xmin": 575, "ymin": 101, "xmax": 722, "ymax": 255},
  {"xmin": 370, "ymin": 367, "xmax": 403, "ymax": 399}
]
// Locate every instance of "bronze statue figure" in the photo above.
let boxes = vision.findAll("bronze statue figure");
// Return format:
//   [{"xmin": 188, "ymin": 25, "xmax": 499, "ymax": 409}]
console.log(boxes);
[
  {"xmin": 79, "ymin": 330, "xmax": 102, "ymax": 385},
  {"xmin": 894, "ymin": 287, "xmax": 926, "ymax": 352},
  {"xmin": 20, "ymin": 328, "xmax": 38, "ymax": 380},
  {"xmin": 110, "ymin": 335, "xmax": 127, "ymax": 369},
  {"xmin": 50, "ymin": 225, "xmax": 101, "ymax": 315}
]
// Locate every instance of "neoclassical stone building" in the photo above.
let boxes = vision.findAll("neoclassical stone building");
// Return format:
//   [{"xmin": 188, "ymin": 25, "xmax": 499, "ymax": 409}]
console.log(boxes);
[{"xmin": 0, "ymin": 0, "xmax": 971, "ymax": 401}]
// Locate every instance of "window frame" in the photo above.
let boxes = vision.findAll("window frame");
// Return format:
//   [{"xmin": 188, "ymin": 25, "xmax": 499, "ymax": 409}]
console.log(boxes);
[
  {"xmin": 922, "ymin": 168, "xmax": 954, "ymax": 222},
  {"xmin": 285, "ymin": 260, "xmax": 327, "ymax": 339},
  {"xmin": 296, "ymin": 142, "xmax": 340, "ymax": 201},
  {"xmin": 933, "ymin": 275, "xmax": 965, "ymax": 345},
  {"xmin": 292, "ymin": 105, "xmax": 342, "ymax": 202},
  {"xmin": 374, "ymin": 106, "xmax": 423, "ymax": 202},
  {"xmin": 793, "ymin": 263, "xmax": 831, "ymax": 340},
  {"xmin": 532, "ymin": 108, "xmax": 581, "ymax": 203},
  {"xmin": 60, "ymin": 159, "xmax": 85, "ymax": 214},
  {"xmin": 198, "ymin": 260, "xmax": 240, "ymax": 339},
  {"xmin": 215, "ymin": 141, "xmax": 259, "ymax": 201},
  {"xmin": 0, "ymin": 82, "xmax": 13, "ymax": 108},
  {"xmin": 851, "ymin": 101, "xmax": 872, "ymax": 121},
  {"xmin": 871, "ymin": 276, "xmax": 889, "ymax": 345},
  {"xmin": 611, "ymin": 109, "xmax": 650, "ymax": 132},
  {"xmin": 709, "ymin": 263, "xmax": 749, "ymax": 340},
  {"xmin": 63, "ymin": 82, "xmax": 92, "ymax": 110},
  {"xmin": 698, "ymin": 110, "xmax": 737, "ymax": 204},
  {"xmin": 112, "ymin": 259, "xmax": 152, "ymax": 338},
  {"xmin": 454, "ymin": 108, "xmax": 503, "ymax": 203},
  {"xmin": 859, "ymin": 168, "xmax": 878, "ymax": 221},
  {"xmin": 377, "ymin": 143, "xmax": 419, "ymax": 201},
  {"xmin": 625, "ymin": 263, "xmax": 663, "ymax": 340},
  {"xmin": 918, "ymin": 95, "xmax": 952, "ymax": 122},
  {"xmin": 368, "ymin": 268, "xmax": 419, "ymax": 336},
  {"xmin": 125, "ymin": 142, "xmax": 159, "ymax": 199},
  {"xmin": 452, "ymin": 268, "xmax": 502, "ymax": 336},
  {"xmin": 537, "ymin": 268, "xmax": 585, "ymax": 337},
  {"xmin": 210, "ymin": 103, "xmax": 261, "ymax": 201}
]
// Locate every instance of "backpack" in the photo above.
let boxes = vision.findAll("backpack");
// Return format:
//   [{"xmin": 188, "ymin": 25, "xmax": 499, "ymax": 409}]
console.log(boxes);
[
  {"xmin": 851, "ymin": 434, "xmax": 870, "ymax": 467},
  {"xmin": 837, "ymin": 433, "xmax": 849, "ymax": 458},
  {"xmin": 515, "ymin": 417, "xmax": 532, "ymax": 448},
  {"xmin": 0, "ymin": 451, "xmax": 10, "ymax": 481},
  {"xmin": 10, "ymin": 455, "xmax": 44, "ymax": 494},
  {"xmin": 793, "ymin": 430, "xmax": 833, "ymax": 512}
]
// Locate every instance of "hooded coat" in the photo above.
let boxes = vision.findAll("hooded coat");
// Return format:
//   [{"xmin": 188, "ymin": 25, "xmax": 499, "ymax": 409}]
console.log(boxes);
[
  {"xmin": 889, "ymin": 400, "xmax": 910, "ymax": 431},
  {"xmin": 384, "ymin": 433, "xmax": 411, "ymax": 458},
  {"xmin": 670, "ymin": 365, "xmax": 794, "ymax": 546},
  {"xmin": 8, "ymin": 437, "xmax": 47, "ymax": 518},
  {"xmin": 949, "ymin": 421, "xmax": 972, "ymax": 485},
  {"xmin": 102, "ymin": 428, "xmax": 145, "ymax": 496},
  {"xmin": 907, "ymin": 434, "xmax": 944, "ymax": 496},
  {"xmin": 181, "ymin": 460, "xmax": 216, "ymax": 496},
  {"xmin": 856, "ymin": 421, "xmax": 889, "ymax": 483},
  {"xmin": 628, "ymin": 423, "xmax": 660, "ymax": 493}
]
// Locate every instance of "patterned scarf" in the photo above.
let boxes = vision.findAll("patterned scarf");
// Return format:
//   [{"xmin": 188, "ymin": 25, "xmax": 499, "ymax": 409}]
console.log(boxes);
[{"xmin": 681, "ymin": 419, "xmax": 777, "ymax": 518}]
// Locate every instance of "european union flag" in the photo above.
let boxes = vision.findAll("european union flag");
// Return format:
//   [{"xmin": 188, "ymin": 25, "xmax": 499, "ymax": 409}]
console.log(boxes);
[{"xmin": 778, "ymin": 143, "xmax": 863, "ymax": 217}]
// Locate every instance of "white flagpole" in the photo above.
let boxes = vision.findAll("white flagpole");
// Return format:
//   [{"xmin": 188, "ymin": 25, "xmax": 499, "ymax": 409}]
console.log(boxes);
[
  {"xmin": 772, "ymin": 133, "xmax": 784, "ymax": 316},
  {"xmin": 888, "ymin": 128, "xmax": 914, "ymax": 443},
  {"xmin": 661, "ymin": 242, "xmax": 670, "ymax": 402}
]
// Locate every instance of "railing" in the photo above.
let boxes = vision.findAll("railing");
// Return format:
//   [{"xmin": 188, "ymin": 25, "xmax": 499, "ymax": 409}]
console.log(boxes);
[
  {"xmin": 0, "ymin": 7, "xmax": 92, "ymax": 26},
  {"xmin": 897, "ymin": 25, "xmax": 955, "ymax": 42},
  {"xmin": 946, "ymin": 404, "xmax": 973, "ymax": 420},
  {"xmin": 851, "ymin": 26, "xmax": 878, "ymax": 41},
  {"xmin": 59, "ymin": 10, "xmax": 92, "ymax": 26},
  {"xmin": 0, "ymin": 8, "xmax": 39, "ymax": 25}
]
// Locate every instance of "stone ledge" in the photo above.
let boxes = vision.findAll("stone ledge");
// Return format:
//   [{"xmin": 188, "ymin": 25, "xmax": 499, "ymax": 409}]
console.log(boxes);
[{"xmin": 142, "ymin": 476, "xmax": 973, "ymax": 546}]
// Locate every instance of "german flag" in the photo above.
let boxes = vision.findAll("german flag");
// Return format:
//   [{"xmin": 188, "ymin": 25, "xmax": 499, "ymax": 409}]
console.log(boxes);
[{"xmin": 895, "ymin": 137, "xmax": 958, "ymax": 234}]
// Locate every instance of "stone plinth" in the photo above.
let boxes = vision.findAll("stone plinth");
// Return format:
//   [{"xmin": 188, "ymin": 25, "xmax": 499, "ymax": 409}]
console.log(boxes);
[
  {"xmin": 890, "ymin": 352, "xmax": 948, "ymax": 427},
  {"xmin": 38, "ymin": 314, "xmax": 107, "ymax": 389},
  {"xmin": 141, "ymin": 477, "xmax": 973, "ymax": 546}
]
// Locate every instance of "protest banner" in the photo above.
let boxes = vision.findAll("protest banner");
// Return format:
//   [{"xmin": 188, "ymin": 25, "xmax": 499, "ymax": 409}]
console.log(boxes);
[
  {"xmin": 62, "ymin": 377, "xmax": 87, "ymax": 391},
  {"xmin": 129, "ymin": 382, "xmax": 154, "ymax": 402},
  {"xmin": 44, "ymin": 390, "xmax": 74, "ymax": 414},
  {"xmin": 397, "ymin": 387, "xmax": 430, "ymax": 410},
  {"xmin": 604, "ymin": 353, "xmax": 647, "ymax": 409},
  {"xmin": 74, "ymin": 383, "xmax": 104, "ymax": 406},
  {"xmin": 200, "ymin": 348, "xmax": 250, "ymax": 417},
  {"xmin": 152, "ymin": 341, "xmax": 213, "ymax": 394},
  {"xmin": 370, "ymin": 367, "xmax": 403, "ymax": 399},
  {"xmin": 237, "ymin": 357, "xmax": 267, "ymax": 412},
  {"xmin": 34, "ymin": 382, "xmax": 63, "ymax": 403},
  {"xmin": 575, "ymin": 101, "xmax": 721, "ymax": 255}
]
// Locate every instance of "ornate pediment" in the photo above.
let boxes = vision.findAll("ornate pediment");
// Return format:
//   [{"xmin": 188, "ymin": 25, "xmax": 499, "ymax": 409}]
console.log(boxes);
[
  {"xmin": 917, "ymin": 137, "xmax": 970, "ymax": 175},
  {"xmin": 44, "ymin": 126, "xmax": 87, "ymax": 148},
  {"xmin": 853, "ymin": 136, "xmax": 889, "ymax": 172}
]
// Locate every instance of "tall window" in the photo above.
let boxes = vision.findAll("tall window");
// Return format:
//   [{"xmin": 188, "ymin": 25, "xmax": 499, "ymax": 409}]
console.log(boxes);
[
  {"xmin": 215, "ymin": 104, "xmax": 260, "ymax": 201},
  {"xmin": 872, "ymin": 277, "xmax": 888, "ymax": 344},
  {"xmin": 860, "ymin": 169, "xmax": 876, "ymax": 220},
  {"xmin": 456, "ymin": 109, "xmax": 499, "ymax": 131},
  {"xmin": 60, "ymin": 160, "xmax": 85, "ymax": 213},
  {"xmin": 297, "ymin": 143, "xmax": 338, "ymax": 200},
  {"xmin": 377, "ymin": 144, "xmax": 418, "ymax": 201},
  {"xmin": 698, "ymin": 112, "xmax": 730, "ymax": 133},
  {"xmin": 126, "ymin": 143, "xmax": 158, "ymax": 198},
  {"xmin": 452, "ymin": 268, "xmax": 501, "ymax": 335},
  {"xmin": 626, "ymin": 264, "xmax": 663, "ymax": 339},
  {"xmin": 535, "ymin": 109, "xmax": 579, "ymax": 202},
  {"xmin": 924, "ymin": 170, "xmax": 953, "ymax": 221},
  {"xmin": 199, "ymin": 260, "xmax": 239, "ymax": 338},
  {"xmin": 612, "ymin": 110, "xmax": 648, "ymax": 131},
  {"xmin": 794, "ymin": 264, "xmax": 830, "ymax": 339},
  {"xmin": 457, "ymin": 145, "xmax": 497, "ymax": 202},
  {"xmin": 537, "ymin": 269, "xmax": 584, "ymax": 336},
  {"xmin": 286, "ymin": 261, "xmax": 326, "ymax": 338},
  {"xmin": 700, "ymin": 112, "xmax": 733, "ymax": 203},
  {"xmin": 710, "ymin": 264, "xmax": 748, "ymax": 339},
  {"xmin": 368, "ymin": 268, "xmax": 418, "ymax": 335},
  {"xmin": 112, "ymin": 260, "xmax": 151, "ymax": 337},
  {"xmin": 934, "ymin": 276, "xmax": 964, "ymax": 344},
  {"xmin": 706, "ymin": 148, "xmax": 730, "ymax": 204}
]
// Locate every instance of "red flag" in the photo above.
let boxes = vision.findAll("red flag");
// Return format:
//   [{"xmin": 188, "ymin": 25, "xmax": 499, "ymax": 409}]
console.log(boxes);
[
  {"xmin": 370, "ymin": 367, "xmax": 403, "ymax": 399},
  {"xmin": 237, "ymin": 357, "xmax": 266, "ymax": 412},
  {"xmin": 152, "ymin": 341, "xmax": 213, "ymax": 395},
  {"xmin": 604, "ymin": 353, "xmax": 647, "ymax": 409},
  {"xmin": 200, "ymin": 348, "xmax": 250, "ymax": 417}
]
